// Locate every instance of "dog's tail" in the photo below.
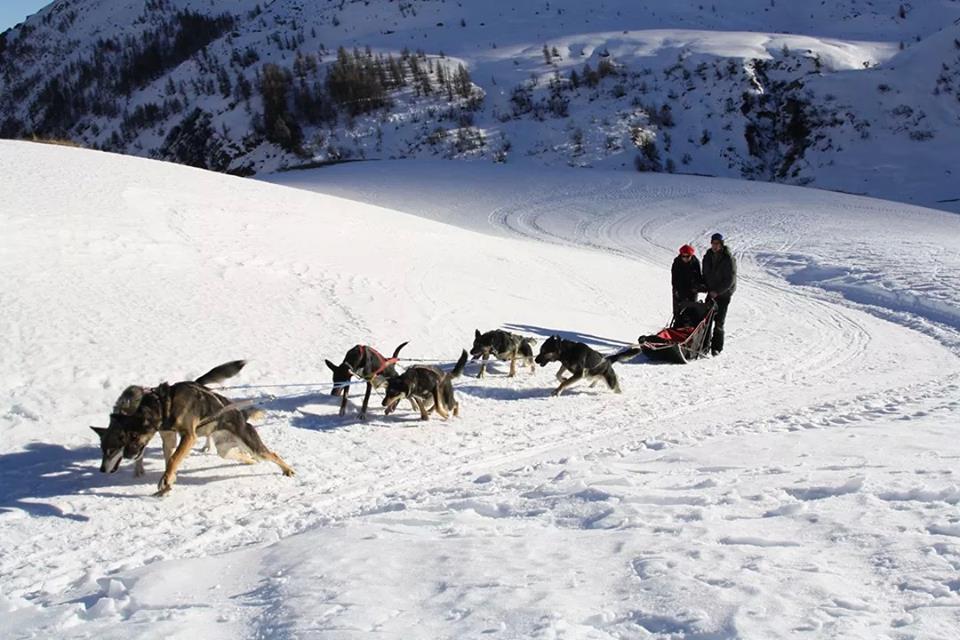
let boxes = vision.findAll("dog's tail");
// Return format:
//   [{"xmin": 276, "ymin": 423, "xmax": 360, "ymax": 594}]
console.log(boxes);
[
  {"xmin": 603, "ymin": 365, "xmax": 621, "ymax": 393},
  {"xmin": 449, "ymin": 350, "xmax": 469, "ymax": 380},
  {"xmin": 195, "ymin": 360, "xmax": 247, "ymax": 386},
  {"xmin": 392, "ymin": 341, "xmax": 410, "ymax": 359},
  {"xmin": 606, "ymin": 348, "xmax": 641, "ymax": 364}
]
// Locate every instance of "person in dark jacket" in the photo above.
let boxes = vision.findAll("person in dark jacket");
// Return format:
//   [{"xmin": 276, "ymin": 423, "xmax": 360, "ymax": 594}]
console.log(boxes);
[
  {"xmin": 671, "ymin": 244, "xmax": 702, "ymax": 324},
  {"xmin": 701, "ymin": 232, "xmax": 737, "ymax": 355}
]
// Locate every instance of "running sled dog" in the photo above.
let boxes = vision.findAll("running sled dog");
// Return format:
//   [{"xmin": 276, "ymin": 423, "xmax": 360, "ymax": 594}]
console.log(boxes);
[
  {"xmin": 382, "ymin": 350, "xmax": 469, "ymax": 420},
  {"xmin": 470, "ymin": 329, "xmax": 537, "ymax": 378},
  {"xmin": 534, "ymin": 337, "xmax": 639, "ymax": 396},
  {"xmin": 326, "ymin": 341, "xmax": 409, "ymax": 420},
  {"xmin": 91, "ymin": 360, "xmax": 294, "ymax": 495}
]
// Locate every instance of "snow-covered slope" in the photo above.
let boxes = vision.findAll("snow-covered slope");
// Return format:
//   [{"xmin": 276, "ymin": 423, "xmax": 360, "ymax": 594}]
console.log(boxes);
[
  {"xmin": 1, "ymin": 1, "xmax": 959, "ymax": 211},
  {"xmin": 2, "ymin": 141, "xmax": 960, "ymax": 637}
]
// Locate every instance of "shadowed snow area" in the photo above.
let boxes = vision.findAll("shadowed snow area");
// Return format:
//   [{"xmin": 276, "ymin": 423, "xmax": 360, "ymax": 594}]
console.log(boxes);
[{"xmin": 2, "ymin": 141, "xmax": 959, "ymax": 638}]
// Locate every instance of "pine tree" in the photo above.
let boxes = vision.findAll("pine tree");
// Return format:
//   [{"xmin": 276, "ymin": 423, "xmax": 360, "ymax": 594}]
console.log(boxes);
[
  {"xmin": 453, "ymin": 64, "xmax": 472, "ymax": 99},
  {"xmin": 259, "ymin": 63, "xmax": 302, "ymax": 152}
]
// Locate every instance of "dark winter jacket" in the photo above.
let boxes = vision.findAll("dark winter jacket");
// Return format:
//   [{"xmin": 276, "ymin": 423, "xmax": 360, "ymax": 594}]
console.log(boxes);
[
  {"xmin": 671, "ymin": 255, "xmax": 702, "ymax": 297},
  {"xmin": 702, "ymin": 245, "xmax": 737, "ymax": 297}
]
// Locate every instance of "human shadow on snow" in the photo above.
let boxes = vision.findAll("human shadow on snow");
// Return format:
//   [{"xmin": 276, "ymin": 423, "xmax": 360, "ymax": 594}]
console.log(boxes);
[{"xmin": 503, "ymin": 323, "xmax": 635, "ymax": 350}]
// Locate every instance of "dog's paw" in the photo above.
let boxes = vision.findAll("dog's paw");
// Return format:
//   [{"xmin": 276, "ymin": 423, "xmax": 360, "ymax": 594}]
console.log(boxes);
[
  {"xmin": 358, "ymin": 412, "xmax": 368, "ymax": 422},
  {"xmin": 156, "ymin": 473, "xmax": 175, "ymax": 494},
  {"xmin": 551, "ymin": 388, "xmax": 562, "ymax": 397},
  {"xmin": 282, "ymin": 467, "xmax": 295, "ymax": 477}
]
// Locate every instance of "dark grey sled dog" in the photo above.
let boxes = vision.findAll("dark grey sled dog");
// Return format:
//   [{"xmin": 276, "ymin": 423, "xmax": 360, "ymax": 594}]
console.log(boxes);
[
  {"xmin": 91, "ymin": 360, "xmax": 294, "ymax": 495},
  {"xmin": 534, "ymin": 337, "xmax": 640, "ymax": 396},
  {"xmin": 470, "ymin": 329, "xmax": 537, "ymax": 378}
]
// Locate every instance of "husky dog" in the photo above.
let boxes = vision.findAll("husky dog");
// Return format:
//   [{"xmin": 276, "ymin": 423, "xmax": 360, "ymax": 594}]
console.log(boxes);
[
  {"xmin": 325, "ymin": 342, "xmax": 408, "ymax": 420},
  {"xmin": 534, "ymin": 337, "xmax": 639, "ymax": 396},
  {"xmin": 95, "ymin": 360, "xmax": 253, "ymax": 477},
  {"xmin": 469, "ymin": 329, "xmax": 537, "ymax": 378},
  {"xmin": 381, "ymin": 350, "xmax": 469, "ymax": 420},
  {"xmin": 92, "ymin": 362, "xmax": 293, "ymax": 495}
]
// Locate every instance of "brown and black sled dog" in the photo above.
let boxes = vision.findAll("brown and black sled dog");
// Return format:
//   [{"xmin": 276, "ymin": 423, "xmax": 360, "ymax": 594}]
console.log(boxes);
[
  {"xmin": 382, "ymin": 350, "xmax": 469, "ymax": 420},
  {"xmin": 91, "ymin": 360, "xmax": 294, "ymax": 495}
]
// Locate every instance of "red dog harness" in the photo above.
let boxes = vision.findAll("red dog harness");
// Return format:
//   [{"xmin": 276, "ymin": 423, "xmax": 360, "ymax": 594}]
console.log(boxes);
[{"xmin": 357, "ymin": 345, "xmax": 399, "ymax": 378}]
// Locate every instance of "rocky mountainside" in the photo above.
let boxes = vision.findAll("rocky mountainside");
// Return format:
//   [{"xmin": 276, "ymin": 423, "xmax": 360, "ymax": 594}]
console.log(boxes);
[{"xmin": 1, "ymin": 0, "xmax": 959, "ymax": 209}]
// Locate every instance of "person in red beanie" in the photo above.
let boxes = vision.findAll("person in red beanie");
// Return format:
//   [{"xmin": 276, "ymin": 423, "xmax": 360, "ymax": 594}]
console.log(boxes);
[{"xmin": 671, "ymin": 244, "xmax": 702, "ymax": 324}]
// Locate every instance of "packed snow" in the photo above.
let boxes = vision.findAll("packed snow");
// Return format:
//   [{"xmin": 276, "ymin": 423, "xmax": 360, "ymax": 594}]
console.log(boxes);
[{"xmin": 1, "ymin": 140, "xmax": 959, "ymax": 638}]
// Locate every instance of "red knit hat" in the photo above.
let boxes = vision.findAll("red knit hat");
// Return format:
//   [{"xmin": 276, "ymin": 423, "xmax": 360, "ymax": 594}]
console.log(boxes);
[{"xmin": 679, "ymin": 244, "xmax": 695, "ymax": 256}]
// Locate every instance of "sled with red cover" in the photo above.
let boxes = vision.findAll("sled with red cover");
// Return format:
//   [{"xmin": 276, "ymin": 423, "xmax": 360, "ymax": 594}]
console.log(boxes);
[{"xmin": 640, "ymin": 303, "xmax": 715, "ymax": 364}]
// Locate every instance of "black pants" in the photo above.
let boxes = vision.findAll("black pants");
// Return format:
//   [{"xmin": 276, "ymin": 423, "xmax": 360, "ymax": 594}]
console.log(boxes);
[{"xmin": 710, "ymin": 294, "xmax": 732, "ymax": 353}]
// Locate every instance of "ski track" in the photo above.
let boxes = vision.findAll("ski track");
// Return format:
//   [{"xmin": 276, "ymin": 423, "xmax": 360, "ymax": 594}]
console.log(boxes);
[{"xmin": 3, "ymin": 148, "xmax": 960, "ymax": 637}]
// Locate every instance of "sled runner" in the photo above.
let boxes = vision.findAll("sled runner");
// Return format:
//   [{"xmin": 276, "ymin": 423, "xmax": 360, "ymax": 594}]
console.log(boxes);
[{"xmin": 639, "ymin": 300, "xmax": 716, "ymax": 364}]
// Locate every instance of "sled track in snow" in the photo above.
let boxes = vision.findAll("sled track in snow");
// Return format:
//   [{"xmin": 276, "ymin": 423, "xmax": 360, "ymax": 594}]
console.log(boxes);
[{"xmin": 486, "ymin": 174, "xmax": 875, "ymax": 381}]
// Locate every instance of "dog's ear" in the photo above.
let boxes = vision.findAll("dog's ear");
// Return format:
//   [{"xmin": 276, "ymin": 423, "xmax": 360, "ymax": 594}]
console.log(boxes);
[
  {"xmin": 325, "ymin": 359, "xmax": 339, "ymax": 372},
  {"xmin": 475, "ymin": 329, "xmax": 481, "ymax": 339},
  {"xmin": 90, "ymin": 426, "xmax": 107, "ymax": 438}
]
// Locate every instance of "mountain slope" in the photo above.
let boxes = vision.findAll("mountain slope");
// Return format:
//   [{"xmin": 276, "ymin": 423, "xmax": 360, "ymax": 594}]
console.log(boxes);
[{"xmin": 1, "ymin": 0, "xmax": 959, "ymax": 210}]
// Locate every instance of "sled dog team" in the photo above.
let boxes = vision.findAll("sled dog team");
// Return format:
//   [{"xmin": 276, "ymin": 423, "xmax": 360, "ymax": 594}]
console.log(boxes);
[
  {"xmin": 92, "ymin": 235, "xmax": 736, "ymax": 495},
  {"xmin": 92, "ymin": 329, "xmax": 639, "ymax": 495}
]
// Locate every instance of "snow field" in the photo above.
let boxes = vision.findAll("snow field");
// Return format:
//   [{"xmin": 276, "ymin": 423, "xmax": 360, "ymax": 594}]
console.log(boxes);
[{"xmin": 1, "ymin": 141, "xmax": 959, "ymax": 638}]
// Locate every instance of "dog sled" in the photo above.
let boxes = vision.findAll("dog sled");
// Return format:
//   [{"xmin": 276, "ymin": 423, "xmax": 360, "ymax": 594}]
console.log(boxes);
[{"xmin": 639, "ymin": 300, "xmax": 716, "ymax": 364}]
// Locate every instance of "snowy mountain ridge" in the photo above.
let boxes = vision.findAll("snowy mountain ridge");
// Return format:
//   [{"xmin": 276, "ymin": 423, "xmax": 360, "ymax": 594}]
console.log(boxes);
[{"xmin": 1, "ymin": 0, "xmax": 959, "ymax": 212}]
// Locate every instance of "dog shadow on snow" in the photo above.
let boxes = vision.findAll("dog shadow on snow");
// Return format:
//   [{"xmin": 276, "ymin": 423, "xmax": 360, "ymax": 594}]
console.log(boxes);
[
  {"xmin": 224, "ymin": 386, "xmax": 465, "ymax": 430},
  {"xmin": 0, "ymin": 441, "xmax": 288, "ymax": 521},
  {"xmin": 457, "ymin": 381, "xmax": 553, "ymax": 401},
  {"xmin": 258, "ymin": 389, "xmax": 381, "ymax": 431},
  {"xmin": 278, "ymin": 393, "xmax": 468, "ymax": 429},
  {"xmin": 0, "ymin": 443, "xmax": 124, "ymax": 521}
]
